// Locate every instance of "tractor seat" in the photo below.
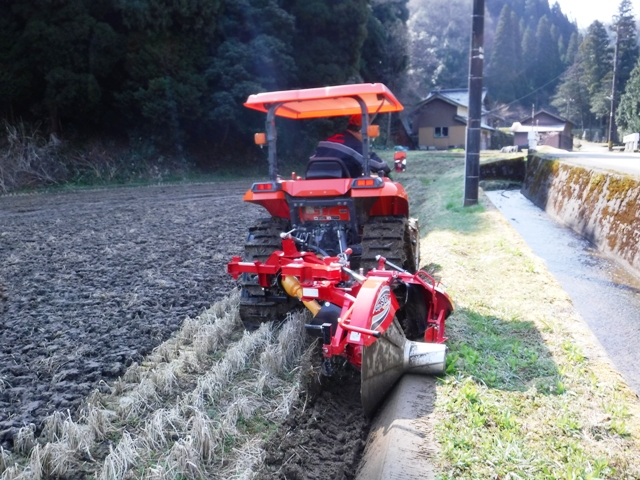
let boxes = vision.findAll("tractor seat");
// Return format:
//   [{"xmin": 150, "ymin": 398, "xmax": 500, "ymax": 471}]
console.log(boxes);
[{"xmin": 305, "ymin": 157, "xmax": 352, "ymax": 180}]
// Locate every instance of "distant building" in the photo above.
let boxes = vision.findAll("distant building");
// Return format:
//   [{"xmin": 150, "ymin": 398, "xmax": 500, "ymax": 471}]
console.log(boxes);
[
  {"xmin": 511, "ymin": 110, "xmax": 573, "ymax": 151},
  {"xmin": 408, "ymin": 88, "xmax": 496, "ymax": 150}
]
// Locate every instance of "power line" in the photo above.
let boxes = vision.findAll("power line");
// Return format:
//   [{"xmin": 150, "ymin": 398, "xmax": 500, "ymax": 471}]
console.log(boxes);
[{"xmin": 487, "ymin": 69, "xmax": 569, "ymax": 114}]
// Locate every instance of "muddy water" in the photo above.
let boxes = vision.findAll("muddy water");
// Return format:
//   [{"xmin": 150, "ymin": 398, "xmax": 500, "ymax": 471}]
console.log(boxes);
[{"xmin": 486, "ymin": 190, "xmax": 640, "ymax": 396}]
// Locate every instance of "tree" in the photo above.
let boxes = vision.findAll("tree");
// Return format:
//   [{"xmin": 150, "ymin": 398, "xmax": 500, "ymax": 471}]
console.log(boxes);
[
  {"xmin": 612, "ymin": 0, "xmax": 639, "ymax": 96},
  {"xmin": 6, "ymin": 0, "xmax": 123, "ymax": 132},
  {"xmin": 407, "ymin": 0, "xmax": 470, "ymax": 97},
  {"xmin": 520, "ymin": 26, "xmax": 537, "ymax": 93},
  {"xmin": 361, "ymin": 0, "xmax": 410, "ymax": 92},
  {"xmin": 487, "ymin": 5, "xmax": 522, "ymax": 102},
  {"xmin": 281, "ymin": 0, "xmax": 370, "ymax": 87},
  {"xmin": 551, "ymin": 60, "xmax": 590, "ymax": 128},
  {"xmin": 533, "ymin": 15, "xmax": 562, "ymax": 102},
  {"xmin": 579, "ymin": 21, "xmax": 612, "ymax": 98},
  {"xmin": 114, "ymin": 0, "xmax": 224, "ymax": 146},
  {"xmin": 616, "ymin": 57, "xmax": 640, "ymax": 134},
  {"xmin": 564, "ymin": 31, "xmax": 581, "ymax": 66}
]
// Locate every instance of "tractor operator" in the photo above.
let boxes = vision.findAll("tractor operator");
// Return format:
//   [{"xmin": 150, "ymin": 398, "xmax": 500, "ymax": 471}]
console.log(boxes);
[{"xmin": 312, "ymin": 114, "xmax": 391, "ymax": 178}]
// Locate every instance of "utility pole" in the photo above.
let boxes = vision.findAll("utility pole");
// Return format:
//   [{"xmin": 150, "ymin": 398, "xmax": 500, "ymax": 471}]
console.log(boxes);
[
  {"xmin": 608, "ymin": 24, "xmax": 619, "ymax": 151},
  {"xmin": 464, "ymin": 0, "xmax": 485, "ymax": 207}
]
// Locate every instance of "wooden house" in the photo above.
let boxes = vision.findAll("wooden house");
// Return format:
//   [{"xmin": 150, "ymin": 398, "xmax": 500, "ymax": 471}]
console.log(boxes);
[{"xmin": 408, "ymin": 88, "xmax": 495, "ymax": 150}]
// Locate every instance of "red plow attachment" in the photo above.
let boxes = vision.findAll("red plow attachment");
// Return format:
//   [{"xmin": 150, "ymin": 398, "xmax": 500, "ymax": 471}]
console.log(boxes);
[{"xmin": 228, "ymin": 234, "xmax": 453, "ymax": 415}]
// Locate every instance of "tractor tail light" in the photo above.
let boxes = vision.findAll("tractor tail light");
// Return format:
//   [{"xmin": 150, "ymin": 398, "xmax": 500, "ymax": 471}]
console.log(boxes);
[
  {"xmin": 251, "ymin": 182, "xmax": 282, "ymax": 192},
  {"xmin": 352, "ymin": 177, "xmax": 383, "ymax": 188}
]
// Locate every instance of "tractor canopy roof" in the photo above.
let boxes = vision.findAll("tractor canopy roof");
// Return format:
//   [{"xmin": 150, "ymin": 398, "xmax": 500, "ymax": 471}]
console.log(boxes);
[{"xmin": 244, "ymin": 83, "xmax": 403, "ymax": 119}]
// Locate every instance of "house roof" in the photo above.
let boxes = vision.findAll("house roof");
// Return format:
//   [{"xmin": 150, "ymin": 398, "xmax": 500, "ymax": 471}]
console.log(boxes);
[
  {"xmin": 427, "ymin": 88, "xmax": 488, "ymax": 108},
  {"xmin": 510, "ymin": 123, "xmax": 567, "ymax": 133},
  {"xmin": 409, "ymin": 88, "xmax": 490, "ymax": 116},
  {"xmin": 519, "ymin": 109, "xmax": 573, "ymax": 126}
]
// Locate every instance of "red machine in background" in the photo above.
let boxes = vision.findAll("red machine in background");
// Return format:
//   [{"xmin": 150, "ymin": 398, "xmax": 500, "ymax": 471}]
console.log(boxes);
[
  {"xmin": 227, "ymin": 84, "xmax": 453, "ymax": 415},
  {"xmin": 394, "ymin": 151, "xmax": 407, "ymax": 172}
]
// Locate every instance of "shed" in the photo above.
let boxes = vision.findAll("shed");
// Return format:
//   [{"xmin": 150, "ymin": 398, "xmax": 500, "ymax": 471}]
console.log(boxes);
[{"xmin": 511, "ymin": 110, "xmax": 573, "ymax": 151}]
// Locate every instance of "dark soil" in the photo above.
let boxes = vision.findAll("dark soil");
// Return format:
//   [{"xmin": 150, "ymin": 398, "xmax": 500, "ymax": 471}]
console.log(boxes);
[
  {"xmin": 258, "ymin": 369, "xmax": 370, "ymax": 480},
  {"xmin": 0, "ymin": 182, "xmax": 261, "ymax": 446}
]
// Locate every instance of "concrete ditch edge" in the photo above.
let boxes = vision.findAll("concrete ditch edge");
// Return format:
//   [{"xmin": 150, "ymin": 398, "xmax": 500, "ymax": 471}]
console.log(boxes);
[
  {"xmin": 355, "ymin": 374, "xmax": 437, "ymax": 480},
  {"xmin": 522, "ymin": 154, "xmax": 640, "ymax": 278}
]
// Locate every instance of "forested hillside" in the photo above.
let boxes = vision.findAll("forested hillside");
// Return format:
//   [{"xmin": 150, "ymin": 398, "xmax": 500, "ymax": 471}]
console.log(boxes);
[
  {"xmin": 1, "ymin": 0, "xmax": 639, "ymax": 191},
  {"xmin": 0, "ymin": 0, "xmax": 408, "ymax": 158},
  {"xmin": 408, "ymin": 0, "xmax": 577, "ymax": 110},
  {"xmin": 408, "ymin": 0, "xmax": 639, "ymax": 139}
]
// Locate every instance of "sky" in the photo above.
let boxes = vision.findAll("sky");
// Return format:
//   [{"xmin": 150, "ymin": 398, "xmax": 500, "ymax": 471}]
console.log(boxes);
[{"xmin": 554, "ymin": 0, "xmax": 640, "ymax": 29}]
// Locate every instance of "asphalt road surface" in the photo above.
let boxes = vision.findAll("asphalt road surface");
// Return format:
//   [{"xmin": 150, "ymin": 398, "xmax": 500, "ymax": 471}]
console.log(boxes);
[{"xmin": 538, "ymin": 142, "xmax": 640, "ymax": 177}]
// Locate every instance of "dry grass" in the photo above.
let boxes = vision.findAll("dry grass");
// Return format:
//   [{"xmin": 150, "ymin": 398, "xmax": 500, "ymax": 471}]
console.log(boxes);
[
  {"xmin": 0, "ymin": 447, "xmax": 12, "ymax": 475},
  {"xmin": 13, "ymin": 426, "xmax": 36, "ymax": 456},
  {"xmin": 0, "ymin": 122, "xmax": 65, "ymax": 193},
  {"xmin": 80, "ymin": 404, "xmax": 115, "ymax": 442},
  {"xmin": 99, "ymin": 431, "xmax": 139, "ymax": 480},
  {"xmin": 0, "ymin": 287, "xmax": 312, "ymax": 480}
]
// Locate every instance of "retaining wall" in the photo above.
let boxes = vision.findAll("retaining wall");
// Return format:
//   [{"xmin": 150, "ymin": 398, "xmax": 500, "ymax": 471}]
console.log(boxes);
[{"xmin": 521, "ymin": 154, "xmax": 640, "ymax": 278}]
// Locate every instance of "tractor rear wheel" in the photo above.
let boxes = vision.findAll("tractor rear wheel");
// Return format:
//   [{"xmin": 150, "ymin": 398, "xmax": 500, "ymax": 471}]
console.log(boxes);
[{"xmin": 239, "ymin": 217, "xmax": 298, "ymax": 330}]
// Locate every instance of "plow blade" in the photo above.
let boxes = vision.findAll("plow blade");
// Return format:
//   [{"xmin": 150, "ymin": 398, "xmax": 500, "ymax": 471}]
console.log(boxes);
[{"xmin": 361, "ymin": 318, "xmax": 447, "ymax": 417}]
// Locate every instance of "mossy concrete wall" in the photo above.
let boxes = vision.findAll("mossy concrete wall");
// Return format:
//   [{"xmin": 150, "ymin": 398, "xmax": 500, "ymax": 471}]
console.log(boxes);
[
  {"xmin": 480, "ymin": 156, "xmax": 526, "ymax": 181},
  {"xmin": 522, "ymin": 154, "xmax": 640, "ymax": 277}
]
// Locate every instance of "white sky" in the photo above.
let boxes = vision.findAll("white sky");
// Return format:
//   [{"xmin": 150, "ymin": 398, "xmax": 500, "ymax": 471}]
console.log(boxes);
[{"xmin": 553, "ymin": 0, "xmax": 640, "ymax": 29}]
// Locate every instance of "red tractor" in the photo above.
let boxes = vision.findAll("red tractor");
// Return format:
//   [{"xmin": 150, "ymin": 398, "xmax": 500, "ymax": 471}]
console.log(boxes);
[{"xmin": 227, "ymin": 84, "xmax": 453, "ymax": 414}]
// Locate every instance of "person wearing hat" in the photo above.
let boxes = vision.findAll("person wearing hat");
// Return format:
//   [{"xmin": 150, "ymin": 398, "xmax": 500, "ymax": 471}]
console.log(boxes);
[{"xmin": 310, "ymin": 114, "xmax": 391, "ymax": 178}]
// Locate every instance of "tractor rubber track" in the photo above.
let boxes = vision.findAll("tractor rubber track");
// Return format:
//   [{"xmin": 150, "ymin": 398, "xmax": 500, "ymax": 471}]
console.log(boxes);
[
  {"xmin": 360, "ymin": 216, "xmax": 418, "ymax": 274},
  {"xmin": 360, "ymin": 215, "xmax": 424, "ymax": 339},
  {"xmin": 239, "ymin": 217, "xmax": 297, "ymax": 330}
]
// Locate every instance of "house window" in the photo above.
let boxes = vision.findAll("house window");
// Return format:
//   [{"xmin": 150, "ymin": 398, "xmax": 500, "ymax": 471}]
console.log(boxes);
[{"xmin": 434, "ymin": 127, "xmax": 449, "ymax": 138}]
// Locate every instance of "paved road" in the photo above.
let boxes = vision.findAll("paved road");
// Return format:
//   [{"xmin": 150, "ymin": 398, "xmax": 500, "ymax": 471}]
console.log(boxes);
[{"xmin": 536, "ymin": 143, "xmax": 640, "ymax": 176}]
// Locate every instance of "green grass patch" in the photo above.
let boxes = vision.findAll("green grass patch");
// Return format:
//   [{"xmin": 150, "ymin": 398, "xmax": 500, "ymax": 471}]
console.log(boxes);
[{"xmin": 389, "ymin": 152, "xmax": 640, "ymax": 479}]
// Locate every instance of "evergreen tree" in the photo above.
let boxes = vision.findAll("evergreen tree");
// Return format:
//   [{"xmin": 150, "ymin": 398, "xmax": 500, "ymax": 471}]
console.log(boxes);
[
  {"xmin": 579, "ymin": 21, "xmax": 612, "ymax": 98},
  {"xmin": 407, "ymin": 0, "xmax": 470, "ymax": 95},
  {"xmin": 114, "ymin": 0, "xmax": 224, "ymax": 145},
  {"xmin": 6, "ymin": 0, "xmax": 122, "ymax": 132},
  {"xmin": 590, "ymin": 72, "xmax": 614, "ymax": 126},
  {"xmin": 551, "ymin": 60, "xmax": 589, "ymax": 128},
  {"xmin": 487, "ymin": 5, "xmax": 521, "ymax": 102},
  {"xmin": 361, "ymin": 0, "xmax": 410, "ymax": 92},
  {"xmin": 564, "ymin": 31, "xmax": 581, "ymax": 66},
  {"xmin": 524, "ymin": 0, "xmax": 538, "ymax": 26},
  {"xmin": 612, "ymin": 0, "xmax": 639, "ymax": 96},
  {"xmin": 520, "ymin": 26, "xmax": 537, "ymax": 93},
  {"xmin": 533, "ymin": 15, "xmax": 562, "ymax": 101},
  {"xmin": 282, "ymin": 0, "xmax": 370, "ymax": 87},
  {"xmin": 206, "ymin": 0, "xmax": 296, "ymax": 139},
  {"xmin": 616, "ymin": 57, "xmax": 640, "ymax": 134},
  {"xmin": 0, "ymin": 4, "xmax": 28, "ymax": 117}
]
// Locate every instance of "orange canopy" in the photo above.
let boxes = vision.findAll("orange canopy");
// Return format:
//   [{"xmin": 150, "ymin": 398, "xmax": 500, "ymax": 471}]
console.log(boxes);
[{"xmin": 244, "ymin": 83, "xmax": 404, "ymax": 119}]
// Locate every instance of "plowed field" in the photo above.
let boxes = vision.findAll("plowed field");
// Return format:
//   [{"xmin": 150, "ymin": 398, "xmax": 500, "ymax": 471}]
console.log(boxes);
[{"xmin": 0, "ymin": 182, "xmax": 257, "ymax": 446}]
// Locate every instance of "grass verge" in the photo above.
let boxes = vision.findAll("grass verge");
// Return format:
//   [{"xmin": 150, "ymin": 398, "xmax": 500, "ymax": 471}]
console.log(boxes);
[{"xmin": 380, "ymin": 151, "xmax": 640, "ymax": 479}]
